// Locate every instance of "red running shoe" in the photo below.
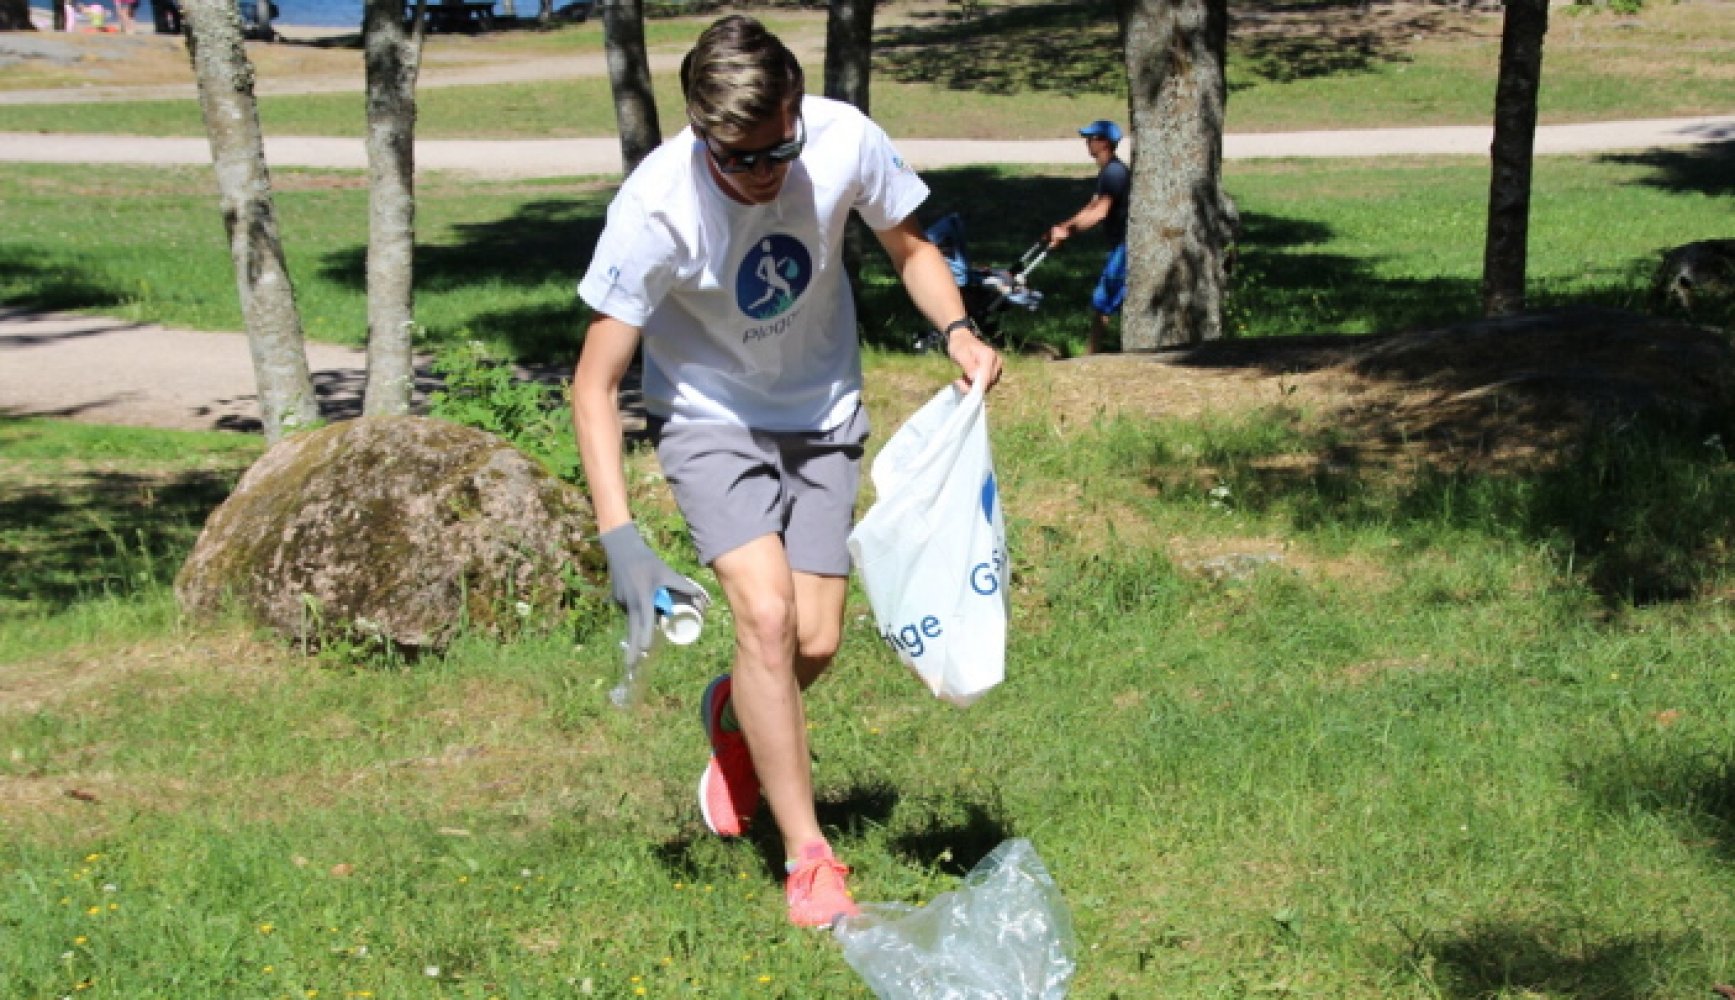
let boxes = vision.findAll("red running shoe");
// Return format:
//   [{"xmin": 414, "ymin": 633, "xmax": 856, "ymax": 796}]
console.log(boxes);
[
  {"xmin": 785, "ymin": 841, "xmax": 860, "ymax": 928},
  {"xmin": 697, "ymin": 674, "xmax": 759, "ymax": 837}
]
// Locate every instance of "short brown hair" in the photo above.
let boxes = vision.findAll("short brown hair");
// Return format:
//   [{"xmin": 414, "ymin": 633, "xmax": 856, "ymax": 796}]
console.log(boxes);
[{"xmin": 680, "ymin": 15, "xmax": 805, "ymax": 143}]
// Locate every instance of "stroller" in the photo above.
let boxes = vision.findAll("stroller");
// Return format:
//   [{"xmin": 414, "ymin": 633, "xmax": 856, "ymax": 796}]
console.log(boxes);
[{"xmin": 913, "ymin": 213, "xmax": 1050, "ymax": 353}]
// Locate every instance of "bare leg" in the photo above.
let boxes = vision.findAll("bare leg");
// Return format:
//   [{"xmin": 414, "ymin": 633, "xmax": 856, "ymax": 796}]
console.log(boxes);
[
  {"xmin": 1087, "ymin": 311, "xmax": 1109, "ymax": 355},
  {"xmin": 711, "ymin": 535, "xmax": 848, "ymax": 859}
]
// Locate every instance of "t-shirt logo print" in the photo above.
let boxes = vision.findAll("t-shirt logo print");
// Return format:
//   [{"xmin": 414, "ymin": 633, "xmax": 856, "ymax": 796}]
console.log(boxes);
[{"xmin": 736, "ymin": 235, "xmax": 812, "ymax": 320}]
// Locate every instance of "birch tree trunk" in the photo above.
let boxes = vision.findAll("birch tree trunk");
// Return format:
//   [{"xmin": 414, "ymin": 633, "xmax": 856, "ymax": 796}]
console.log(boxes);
[
  {"xmin": 1118, "ymin": 0, "xmax": 1234, "ymax": 350},
  {"xmin": 361, "ymin": 0, "xmax": 426, "ymax": 416},
  {"xmin": 182, "ymin": 0, "xmax": 318, "ymax": 443},
  {"xmin": 601, "ymin": 0, "xmax": 661, "ymax": 175},
  {"xmin": 1481, "ymin": 0, "xmax": 1548, "ymax": 317}
]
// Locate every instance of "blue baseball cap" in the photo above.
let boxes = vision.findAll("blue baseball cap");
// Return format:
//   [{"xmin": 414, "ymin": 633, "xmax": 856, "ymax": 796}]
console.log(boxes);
[{"xmin": 1078, "ymin": 119, "xmax": 1123, "ymax": 143}]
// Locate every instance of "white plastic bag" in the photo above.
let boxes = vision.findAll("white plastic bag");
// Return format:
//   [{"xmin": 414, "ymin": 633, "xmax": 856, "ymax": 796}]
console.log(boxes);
[
  {"xmin": 833, "ymin": 838, "xmax": 1077, "ymax": 1000},
  {"xmin": 847, "ymin": 378, "xmax": 1008, "ymax": 706}
]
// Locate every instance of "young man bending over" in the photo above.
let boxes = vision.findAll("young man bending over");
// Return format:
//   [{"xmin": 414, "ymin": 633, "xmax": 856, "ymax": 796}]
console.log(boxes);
[{"xmin": 572, "ymin": 15, "xmax": 1003, "ymax": 928}]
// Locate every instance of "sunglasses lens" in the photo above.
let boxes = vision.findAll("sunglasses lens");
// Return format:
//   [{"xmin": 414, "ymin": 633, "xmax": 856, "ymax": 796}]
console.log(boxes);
[{"xmin": 707, "ymin": 119, "xmax": 804, "ymax": 174}]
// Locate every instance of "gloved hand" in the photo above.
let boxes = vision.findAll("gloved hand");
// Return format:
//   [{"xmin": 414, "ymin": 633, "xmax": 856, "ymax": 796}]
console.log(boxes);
[{"xmin": 598, "ymin": 523, "xmax": 711, "ymax": 663}]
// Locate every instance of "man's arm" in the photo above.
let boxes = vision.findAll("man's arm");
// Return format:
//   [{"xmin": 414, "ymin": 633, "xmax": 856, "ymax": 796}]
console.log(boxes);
[
  {"xmin": 572, "ymin": 312, "xmax": 642, "ymax": 533},
  {"xmin": 1048, "ymin": 192, "xmax": 1114, "ymax": 248},
  {"xmin": 875, "ymin": 217, "xmax": 1003, "ymax": 392}
]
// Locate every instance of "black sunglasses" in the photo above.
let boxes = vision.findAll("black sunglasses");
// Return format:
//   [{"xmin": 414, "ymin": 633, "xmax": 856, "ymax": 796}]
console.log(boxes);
[{"xmin": 698, "ymin": 116, "xmax": 806, "ymax": 175}]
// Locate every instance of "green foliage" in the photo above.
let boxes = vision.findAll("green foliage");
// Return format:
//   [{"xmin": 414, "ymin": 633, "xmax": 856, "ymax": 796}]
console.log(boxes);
[{"xmin": 426, "ymin": 339, "xmax": 581, "ymax": 485}]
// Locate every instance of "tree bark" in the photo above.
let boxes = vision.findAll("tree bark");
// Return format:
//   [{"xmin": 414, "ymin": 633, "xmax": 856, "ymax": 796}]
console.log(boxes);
[
  {"xmin": 1118, "ymin": 0, "xmax": 1234, "ymax": 350},
  {"xmin": 825, "ymin": 0, "xmax": 875, "ymax": 300},
  {"xmin": 601, "ymin": 0, "xmax": 661, "ymax": 175},
  {"xmin": 361, "ymin": 0, "xmax": 426, "ymax": 416},
  {"xmin": 1481, "ymin": 0, "xmax": 1548, "ymax": 317},
  {"xmin": 0, "ymin": 0, "xmax": 36, "ymax": 32},
  {"xmin": 824, "ymin": 0, "xmax": 873, "ymax": 115},
  {"xmin": 182, "ymin": 0, "xmax": 318, "ymax": 443}
]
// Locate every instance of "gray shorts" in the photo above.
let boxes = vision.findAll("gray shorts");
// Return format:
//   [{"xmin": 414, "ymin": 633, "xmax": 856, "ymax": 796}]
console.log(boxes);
[{"xmin": 649, "ymin": 405, "xmax": 870, "ymax": 576}]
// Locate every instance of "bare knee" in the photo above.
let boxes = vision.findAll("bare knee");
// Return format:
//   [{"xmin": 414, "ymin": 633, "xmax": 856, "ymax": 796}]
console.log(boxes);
[
  {"xmin": 731, "ymin": 588, "xmax": 798, "ymax": 671},
  {"xmin": 796, "ymin": 616, "xmax": 842, "ymax": 667}
]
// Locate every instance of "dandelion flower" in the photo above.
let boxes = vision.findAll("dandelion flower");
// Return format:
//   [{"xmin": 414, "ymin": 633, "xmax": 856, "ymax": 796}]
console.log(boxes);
[{"xmin": 259, "ymin": 923, "xmax": 275, "ymax": 935}]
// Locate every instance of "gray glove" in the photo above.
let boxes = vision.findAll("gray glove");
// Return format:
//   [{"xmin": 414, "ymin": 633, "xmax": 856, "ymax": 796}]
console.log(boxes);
[{"xmin": 598, "ymin": 523, "xmax": 710, "ymax": 662}]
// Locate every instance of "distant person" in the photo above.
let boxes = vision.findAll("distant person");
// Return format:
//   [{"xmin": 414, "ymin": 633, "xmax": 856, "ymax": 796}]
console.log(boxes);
[
  {"xmin": 1047, "ymin": 119, "xmax": 1130, "ymax": 355},
  {"xmin": 153, "ymin": 0, "xmax": 184, "ymax": 34},
  {"xmin": 82, "ymin": 1, "xmax": 114, "ymax": 31},
  {"xmin": 573, "ymin": 15, "xmax": 1001, "ymax": 929},
  {"xmin": 115, "ymin": 0, "xmax": 138, "ymax": 32}
]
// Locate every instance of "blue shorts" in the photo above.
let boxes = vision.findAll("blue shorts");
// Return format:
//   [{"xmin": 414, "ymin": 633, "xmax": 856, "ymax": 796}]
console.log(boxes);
[{"xmin": 1091, "ymin": 243, "xmax": 1128, "ymax": 316}]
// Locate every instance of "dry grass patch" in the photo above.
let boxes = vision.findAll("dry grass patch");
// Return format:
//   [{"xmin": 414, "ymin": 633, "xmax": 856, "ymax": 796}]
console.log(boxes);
[{"xmin": 0, "ymin": 630, "xmax": 286, "ymax": 716}]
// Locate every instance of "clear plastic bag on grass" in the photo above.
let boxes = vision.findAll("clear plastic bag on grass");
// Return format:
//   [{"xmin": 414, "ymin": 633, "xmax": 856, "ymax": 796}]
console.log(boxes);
[{"xmin": 834, "ymin": 839, "xmax": 1076, "ymax": 999}]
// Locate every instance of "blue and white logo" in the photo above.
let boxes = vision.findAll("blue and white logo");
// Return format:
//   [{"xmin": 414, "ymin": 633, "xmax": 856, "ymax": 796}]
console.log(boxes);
[
  {"xmin": 736, "ymin": 234, "xmax": 812, "ymax": 320},
  {"xmin": 980, "ymin": 472, "xmax": 998, "ymax": 525}
]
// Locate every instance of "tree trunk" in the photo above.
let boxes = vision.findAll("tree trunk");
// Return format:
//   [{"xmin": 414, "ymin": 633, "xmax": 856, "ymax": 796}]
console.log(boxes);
[
  {"xmin": 362, "ymin": 0, "xmax": 426, "ymax": 416},
  {"xmin": 0, "ymin": 0, "xmax": 36, "ymax": 31},
  {"xmin": 182, "ymin": 0, "xmax": 318, "ymax": 443},
  {"xmin": 1481, "ymin": 0, "xmax": 1548, "ymax": 317},
  {"xmin": 601, "ymin": 0, "xmax": 661, "ymax": 175},
  {"xmin": 825, "ymin": 0, "xmax": 875, "ymax": 301},
  {"xmin": 1118, "ymin": 0, "xmax": 1233, "ymax": 350},
  {"xmin": 824, "ymin": 0, "xmax": 873, "ymax": 115}
]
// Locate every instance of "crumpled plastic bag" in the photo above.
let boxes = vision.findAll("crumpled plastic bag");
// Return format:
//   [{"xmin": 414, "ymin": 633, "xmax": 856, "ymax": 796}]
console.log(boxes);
[{"xmin": 833, "ymin": 839, "xmax": 1076, "ymax": 999}]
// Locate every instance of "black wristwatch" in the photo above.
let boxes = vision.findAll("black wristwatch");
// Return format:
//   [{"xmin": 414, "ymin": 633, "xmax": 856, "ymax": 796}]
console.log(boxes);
[{"xmin": 942, "ymin": 316, "xmax": 979, "ymax": 343}]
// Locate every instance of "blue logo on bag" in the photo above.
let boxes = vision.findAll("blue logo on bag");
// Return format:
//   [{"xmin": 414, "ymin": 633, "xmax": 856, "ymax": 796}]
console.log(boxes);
[
  {"xmin": 736, "ymin": 234, "xmax": 811, "ymax": 320},
  {"xmin": 980, "ymin": 472, "xmax": 997, "ymax": 525}
]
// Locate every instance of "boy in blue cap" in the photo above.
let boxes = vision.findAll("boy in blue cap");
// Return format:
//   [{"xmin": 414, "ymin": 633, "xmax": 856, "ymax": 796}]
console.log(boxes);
[{"xmin": 1048, "ymin": 119, "xmax": 1129, "ymax": 354}]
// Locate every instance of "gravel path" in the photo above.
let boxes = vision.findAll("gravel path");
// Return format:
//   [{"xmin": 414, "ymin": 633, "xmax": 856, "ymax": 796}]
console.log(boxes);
[{"xmin": 3, "ymin": 116, "xmax": 1732, "ymax": 177}]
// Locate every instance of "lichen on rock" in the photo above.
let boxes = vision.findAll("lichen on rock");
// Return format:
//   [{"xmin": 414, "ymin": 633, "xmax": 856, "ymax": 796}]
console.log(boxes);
[{"xmin": 175, "ymin": 415, "xmax": 603, "ymax": 653}]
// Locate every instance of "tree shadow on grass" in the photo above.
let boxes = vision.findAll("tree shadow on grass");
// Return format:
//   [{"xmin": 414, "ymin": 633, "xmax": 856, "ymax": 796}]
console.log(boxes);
[
  {"xmin": 0, "ymin": 244, "xmax": 129, "ymax": 314},
  {"xmin": 1229, "ymin": 0, "xmax": 1476, "ymax": 88},
  {"xmin": 1599, "ymin": 139, "xmax": 1735, "ymax": 199},
  {"xmin": 874, "ymin": 0, "xmax": 1471, "ymax": 97},
  {"xmin": 875, "ymin": 1, "xmax": 1124, "ymax": 97},
  {"xmin": 1154, "ymin": 307, "xmax": 1735, "ymax": 604},
  {"xmin": 1423, "ymin": 920, "xmax": 1683, "ymax": 1000},
  {"xmin": 886, "ymin": 793, "xmax": 1016, "ymax": 877},
  {"xmin": 0, "ymin": 452, "xmax": 242, "ymax": 616},
  {"xmin": 1572, "ymin": 742, "xmax": 1735, "ymax": 862},
  {"xmin": 317, "ymin": 198, "xmax": 603, "ymax": 362},
  {"xmin": 652, "ymin": 780, "xmax": 902, "ymax": 882}
]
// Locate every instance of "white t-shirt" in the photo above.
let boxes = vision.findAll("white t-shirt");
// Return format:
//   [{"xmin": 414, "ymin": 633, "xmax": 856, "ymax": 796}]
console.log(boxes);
[{"xmin": 578, "ymin": 95, "xmax": 929, "ymax": 432}]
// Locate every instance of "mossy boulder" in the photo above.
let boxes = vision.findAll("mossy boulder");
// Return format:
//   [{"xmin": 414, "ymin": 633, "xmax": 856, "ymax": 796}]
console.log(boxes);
[{"xmin": 175, "ymin": 415, "xmax": 601, "ymax": 652}]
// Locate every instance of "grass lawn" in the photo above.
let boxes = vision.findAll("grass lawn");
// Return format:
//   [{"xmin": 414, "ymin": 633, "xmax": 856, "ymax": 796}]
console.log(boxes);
[
  {"xmin": 3, "ymin": 2, "xmax": 1734, "ymax": 994},
  {"xmin": 2, "ymin": 146, "xmax": 1727, "ymax": 359},
  {"xmin": 4, "ymin": 354, "xmax": 1735, "ymax": 995}
]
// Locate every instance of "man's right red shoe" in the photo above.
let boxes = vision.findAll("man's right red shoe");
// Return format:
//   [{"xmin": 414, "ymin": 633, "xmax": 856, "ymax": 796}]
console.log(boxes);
[
  {"xmin": 697, "ymin": 674, "xmax": 759, "ymax": 837},
  {"xmin": 785, "ymin": 841, "xmax": 860, "ymax": 928}
]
